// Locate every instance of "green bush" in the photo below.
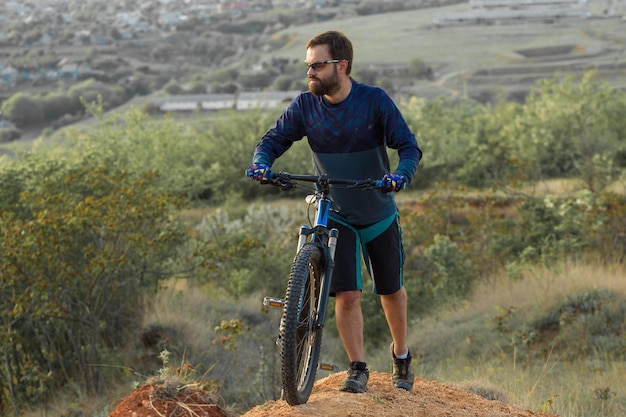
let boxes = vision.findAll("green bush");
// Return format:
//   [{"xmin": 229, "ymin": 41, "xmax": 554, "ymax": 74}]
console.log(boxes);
[
  {"xmin": 41, "ymin": 92, "xmax": 76, "ymax": 120},
  {"xmin": 67, "ymin": 78, "xmax": 124, "ymax": 112},
  {"xmin": 533, "ymin": 289, "xmax": 626, "ymax": 360},
  {"xmin": 0, "ymin": 127, "xmax": 21, "ymax": 143},
  {"xmin": 60, "ymin": 105, "xmax": 215, "ymax": 200},
  {"xmin": 424, "ymin": 234, "xmax": 478, "ymax": 301},
  {"xmin": 0, "ymin": 158, "xmax": 188, "ymax": 413},
  {"xmin": 512, "ymin": 73, "xmax": 626, "ymax": 190},
  {"xmin": 1, "ymin": 92, "xmax": 45, "ymax": 127}
]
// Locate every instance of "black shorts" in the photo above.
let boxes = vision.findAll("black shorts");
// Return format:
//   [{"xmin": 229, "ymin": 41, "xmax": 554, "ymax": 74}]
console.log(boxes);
[{"xmin": 328, "ymin": 211, "xmax": 404, "ymax": 296}]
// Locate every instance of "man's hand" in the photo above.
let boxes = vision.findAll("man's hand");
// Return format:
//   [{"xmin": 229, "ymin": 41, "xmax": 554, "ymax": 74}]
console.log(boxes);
[
  {"xmin": 246, "ymin": 164, "xmax": 272, "ymax": 182},
  {"xmin": 381, "ymin": 173, "xmax": 406, "ymax": 193}
]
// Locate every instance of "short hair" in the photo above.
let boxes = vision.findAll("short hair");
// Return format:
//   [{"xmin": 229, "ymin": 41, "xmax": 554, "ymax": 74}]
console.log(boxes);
[{"xmin": 306, "ymin": 30, "xmax": 353, "ymax": 75}]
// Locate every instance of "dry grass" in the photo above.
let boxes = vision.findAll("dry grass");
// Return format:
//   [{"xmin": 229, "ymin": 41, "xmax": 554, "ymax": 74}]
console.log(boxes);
[
  {"xmin": 468, "ymin": 260, "xmax": 626, "ymax": 312},
  {"xmin": 408, "ymin": 259, "xmax": 626, "ymax": 416}
]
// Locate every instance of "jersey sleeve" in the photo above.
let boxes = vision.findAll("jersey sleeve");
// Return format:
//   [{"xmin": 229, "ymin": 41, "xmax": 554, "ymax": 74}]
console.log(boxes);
[
  {"xmin": 252, "ymin": 96, "xmax": 307, "ymax": 166},
  {"xmin": 379, "ymin": 92, "xmax": 422, "ymax": 184}
]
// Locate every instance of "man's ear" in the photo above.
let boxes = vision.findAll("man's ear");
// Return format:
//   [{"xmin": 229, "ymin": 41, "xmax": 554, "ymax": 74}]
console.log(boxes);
[{"xmin": 339, "ymin": 60, "xmax": 349, "ymax": 74}]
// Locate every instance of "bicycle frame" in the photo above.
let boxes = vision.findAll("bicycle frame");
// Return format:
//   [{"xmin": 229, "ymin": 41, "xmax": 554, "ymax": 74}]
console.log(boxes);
[{"xmin": 268, "ymin": 172, "xmax": 381, "ymax": 331}]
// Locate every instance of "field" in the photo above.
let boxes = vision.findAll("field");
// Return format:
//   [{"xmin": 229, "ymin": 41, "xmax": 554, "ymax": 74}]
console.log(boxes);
[{"xmin": 267, "ymin": 2, "xmax": 626, "ymax": 99}]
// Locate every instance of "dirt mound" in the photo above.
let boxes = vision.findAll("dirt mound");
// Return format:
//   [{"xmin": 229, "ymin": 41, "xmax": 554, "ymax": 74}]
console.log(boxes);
[
  {"xmin": 108, "ymin": 383, "xmax": 236, "ymax": 417},
  {"xmin": 109, "ymin": 372, "xmax": 558, "ymax": 417}
]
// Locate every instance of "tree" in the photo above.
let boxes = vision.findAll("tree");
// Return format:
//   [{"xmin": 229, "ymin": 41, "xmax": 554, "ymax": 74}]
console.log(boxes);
[
  {"xmin": 41, "ymin": 92, "xmax": 75, "ymax": 120},
  {"xmin": 402, "ymin": 95, "xmax": 484, "ymax": 186},
  {"xmin": 408, "ymin": 56, "xmax": 429, "ymax": 78},
  {"xmin": 164, "ymin": 80, "xmax": 183, "ymax": 94},
  {"xmin": 238, "ymin": 70, "xmax": 275, "ymax": 90},
  {"xmin": 0, "ymin": 93, "xmax": 45, "ymax": 128},
  {"xmin": 272, "ymin": 74, "xmax": 295, "ymax": 91},
  {"xmin": 512, "ymin": 72, "xmax": 626, "ymax": 191},
  {"xmin": 150, "ymin": 44, "xmax": 176, "ymax": 62},
  {"xmin": 67, "ymin": 78, "xmax": 120, "ymax": 111},
  {"xmin": 189, "ymin": 82, "xmax": 207, "ymax": 94}
]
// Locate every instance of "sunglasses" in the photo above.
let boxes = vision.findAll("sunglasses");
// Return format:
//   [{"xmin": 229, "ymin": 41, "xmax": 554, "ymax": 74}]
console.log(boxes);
[{"xmin": 304, "ymin": 59, "xmax": 346, "ymax": 71}]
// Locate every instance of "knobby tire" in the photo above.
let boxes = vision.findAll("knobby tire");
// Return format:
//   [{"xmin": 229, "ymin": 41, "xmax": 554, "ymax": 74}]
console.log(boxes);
[{"xmin": 280, "ymin": 243, "xmax": 325, "ymax": 405}]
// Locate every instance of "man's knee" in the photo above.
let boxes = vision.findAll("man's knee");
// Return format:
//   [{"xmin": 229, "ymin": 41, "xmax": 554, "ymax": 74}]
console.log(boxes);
[
  {"xmin": 382, "ymin": 286, "xmax": 405, "ymax": 298},
  {"xmin": 336, "ymin": 290, "xmax": 361, "ymax": 309},
  {"xmin": 381, "ymin": 287, "xmax": 407, "ymax": 307}
]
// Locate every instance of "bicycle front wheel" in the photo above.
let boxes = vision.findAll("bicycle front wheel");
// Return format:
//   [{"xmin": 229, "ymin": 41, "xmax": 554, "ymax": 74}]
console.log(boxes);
[{"xmin": 280, "ymin": 243, "xmax": 325, "ymax": 405}]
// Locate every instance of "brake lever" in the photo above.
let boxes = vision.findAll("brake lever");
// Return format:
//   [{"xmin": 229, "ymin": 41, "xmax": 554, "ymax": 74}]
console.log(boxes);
[
  {"xmin": 278, "ymin": 179, "xmax": 296, "ymax": 190},
  {"xmin": 271, "ymin": 174, "xmax": 296, "ymax": 190}
]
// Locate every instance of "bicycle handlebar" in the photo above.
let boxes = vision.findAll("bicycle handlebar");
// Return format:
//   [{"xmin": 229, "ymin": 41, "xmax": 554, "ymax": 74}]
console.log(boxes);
[{"xmin": 266, "ymin": 171, "xmax": 382, "ymax": 191}]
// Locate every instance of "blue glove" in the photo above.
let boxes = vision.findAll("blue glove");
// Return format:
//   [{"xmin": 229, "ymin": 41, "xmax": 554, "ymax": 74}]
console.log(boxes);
[
  {"xmin": 381, "ymin": 173, "xmax": 406, "ymax": 193},
  {"xmin": 246, "ymin": 164, "xmax": 271, "ymax": 182}
]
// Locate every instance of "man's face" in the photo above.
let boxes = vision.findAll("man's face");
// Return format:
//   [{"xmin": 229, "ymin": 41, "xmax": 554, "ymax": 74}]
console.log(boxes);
[{"xmin": 305, "ymin": 45, "xmax": 340, "ymax": 97}]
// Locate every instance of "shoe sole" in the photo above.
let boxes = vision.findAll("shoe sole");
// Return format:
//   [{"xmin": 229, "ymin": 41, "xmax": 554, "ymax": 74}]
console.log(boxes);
[
  {"xmin": 393, "ymin": 381, "xmax": 414, "ymax": 391},
  {"xmin": 340, "ymin": 386, "xmax": 368, "ymax": 393},
  {"xmin": 340, "ymin": 380, "xmax": 368, "ymax": 393}
]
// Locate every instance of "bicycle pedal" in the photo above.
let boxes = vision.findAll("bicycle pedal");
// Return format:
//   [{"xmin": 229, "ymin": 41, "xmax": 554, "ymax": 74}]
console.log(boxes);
[
  {"xmin": 318, "ymin": 363, "xmax": 339, "ymax": 372},
  {"xmin": 263, "ymin": 297, "xmax": 284, "ymax": 308}
]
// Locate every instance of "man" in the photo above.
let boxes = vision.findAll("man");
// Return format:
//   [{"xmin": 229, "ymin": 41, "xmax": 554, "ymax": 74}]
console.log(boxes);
[{"xmin": 246, "ymin": 30, "xmax": 422, "ymax": 393}]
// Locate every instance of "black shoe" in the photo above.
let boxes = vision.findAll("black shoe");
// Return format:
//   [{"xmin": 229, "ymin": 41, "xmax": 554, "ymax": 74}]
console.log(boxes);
[
  {"xmin": 340, "ymin": 361, "xmax": 369, "ymax": 393},
  {"xmin": 390, "ymin": 343, "xmax": 414, "ymax": 391}
]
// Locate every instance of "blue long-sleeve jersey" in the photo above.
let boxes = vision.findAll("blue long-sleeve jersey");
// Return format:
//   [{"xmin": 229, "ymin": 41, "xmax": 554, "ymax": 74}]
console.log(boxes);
[{"xmin": 253, "ymin": 79, "xmax": 422, "ymax": 226}]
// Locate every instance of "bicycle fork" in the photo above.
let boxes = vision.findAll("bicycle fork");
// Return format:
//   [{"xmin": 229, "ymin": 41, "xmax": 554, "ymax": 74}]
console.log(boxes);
[{"xmin": 262, "ymin": 224, "xmax": 340, "ymax": 372}]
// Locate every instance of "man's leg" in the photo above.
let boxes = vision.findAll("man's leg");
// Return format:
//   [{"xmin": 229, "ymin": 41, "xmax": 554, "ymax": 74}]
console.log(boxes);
[
  {"xmin": 381, "ymin": 286, "xmax": 414, "ymax": 391},
  {"xmin": 335, "ymin": 290, "xmax": 364, "ymax": 362},
  {"xmin": 380, "ymin": 287, "xmax": 408, "ymax": 356},
  {"xmin": 336, "ymin": 290, "xmax": 369, "ymax": 393}
]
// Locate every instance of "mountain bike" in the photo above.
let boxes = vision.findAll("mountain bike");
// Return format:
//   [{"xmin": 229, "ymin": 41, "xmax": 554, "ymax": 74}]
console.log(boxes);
[{"xmin": 256, "ymin": 171, "xmax": 381, "ymax": 405}]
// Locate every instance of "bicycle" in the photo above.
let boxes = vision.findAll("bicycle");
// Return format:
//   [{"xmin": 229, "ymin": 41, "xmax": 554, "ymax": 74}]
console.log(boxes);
[{"xmin": 250, "ymin": 170, "xmax": 382, "ymax": 405}]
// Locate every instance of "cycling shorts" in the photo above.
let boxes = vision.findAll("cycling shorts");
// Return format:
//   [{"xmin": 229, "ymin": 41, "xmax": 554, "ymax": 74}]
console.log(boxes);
[{"xmin": 328, "ymin": 211, "xmax": 404, "ymax": 296}]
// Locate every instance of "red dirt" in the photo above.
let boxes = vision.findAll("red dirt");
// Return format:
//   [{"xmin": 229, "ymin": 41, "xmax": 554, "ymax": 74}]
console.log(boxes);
[
  {"xmin": 108, "ymin": 383, "xmax": 236, "ymax": 417},
  {"xmin": 109, "ymin": 371, "xmax": 559, "ymax": 417}
]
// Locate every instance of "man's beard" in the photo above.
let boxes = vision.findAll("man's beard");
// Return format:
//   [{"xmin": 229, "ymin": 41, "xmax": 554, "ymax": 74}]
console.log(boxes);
[{"xmin": 308, "ymin": 67, "xmax": 340, "ymax": 96}]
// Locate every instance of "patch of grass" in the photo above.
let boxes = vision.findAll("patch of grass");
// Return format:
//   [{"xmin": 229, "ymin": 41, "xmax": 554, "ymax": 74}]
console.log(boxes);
[
  {"xmin": 402, "ymin": 259, "xmax": 626, "ymax": 416},
  {"xmin": 452, "ymin": 379, "xmax": 508, "ymax": 402}
]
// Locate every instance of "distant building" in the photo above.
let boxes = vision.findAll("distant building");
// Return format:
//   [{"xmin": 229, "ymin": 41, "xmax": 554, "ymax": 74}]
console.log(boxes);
[
  {"xmin": 57, "ymin": 63, "xmax": 93, "ymax": 80},
  {"xmin": 236, "ymin": 91, "xmax": 300, "ymax": 110},
  {"xmin": 153, "ymin": 94, "xmax": 236, "ymax": 112},
  {"xmin": 152, "ymin": 91, "xmax": 302, "ymax": 112},
  {"xmin": 1, "ymin": 65, "xmax": 19, "ymax": 86},
  {"xmin": 433, "ymin": 0, "xmax": 591, "ymax": 23}
]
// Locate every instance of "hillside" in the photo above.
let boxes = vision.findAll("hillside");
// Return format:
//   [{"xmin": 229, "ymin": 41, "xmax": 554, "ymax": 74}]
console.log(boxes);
[
  {"xmin": 2, "ymin": 0, "xmax": 626, "ymax": 153},
  {"xmin": 109, "ymin": 372, "xmax": 558, "ymax": 417}
]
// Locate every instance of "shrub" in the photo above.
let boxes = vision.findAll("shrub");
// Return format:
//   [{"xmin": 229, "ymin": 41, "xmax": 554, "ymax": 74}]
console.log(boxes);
[
  {"xmin": 41, "ymin": 92, "xmax": 75, "ymax": 120},
  {"xmin": 535, "ymin": 289, "xmax": 626, "ymax": 360},
  {"xmin": 0, "ymin": 92, "xmax": 45, "ymax": 127},
  {"xmin": 424, "ymin": 234, "xmax": 478, "ymax": 301},
  {"xmin": 0, "ymin": 158, "xmax": 188, "ymax": 413},
  {"xmin": 0, "ymin": 127, "xmax": 21, "ymax": 143}
]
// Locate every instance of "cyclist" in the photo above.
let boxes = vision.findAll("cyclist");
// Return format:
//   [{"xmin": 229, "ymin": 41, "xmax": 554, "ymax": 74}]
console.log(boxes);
[{"xmin": 247, "ymin": 30, "xmax": 422, "ymax": 394}]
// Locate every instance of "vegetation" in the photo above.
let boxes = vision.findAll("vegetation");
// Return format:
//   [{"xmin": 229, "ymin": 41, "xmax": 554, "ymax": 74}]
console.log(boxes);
[
  {"xmin": 1, "ymin": 71, "xmax": 625, "ymax": 417},
  {"xmin": 0, "ymin": 154, "xmax": 189, "ymax": 411},
  {"xmin": 3, "ymin": 0, "xmax": 626, "ymax": 143}
]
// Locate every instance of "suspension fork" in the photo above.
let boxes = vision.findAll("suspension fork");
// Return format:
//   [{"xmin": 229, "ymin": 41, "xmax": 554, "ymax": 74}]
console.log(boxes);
[
  {"xmin": 295, "ymin": 195, "xmax": 338, "ymax": 328},
  {"xmin": 315, "ymin": 228, "xmax": 338, "ymax": 328}
]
